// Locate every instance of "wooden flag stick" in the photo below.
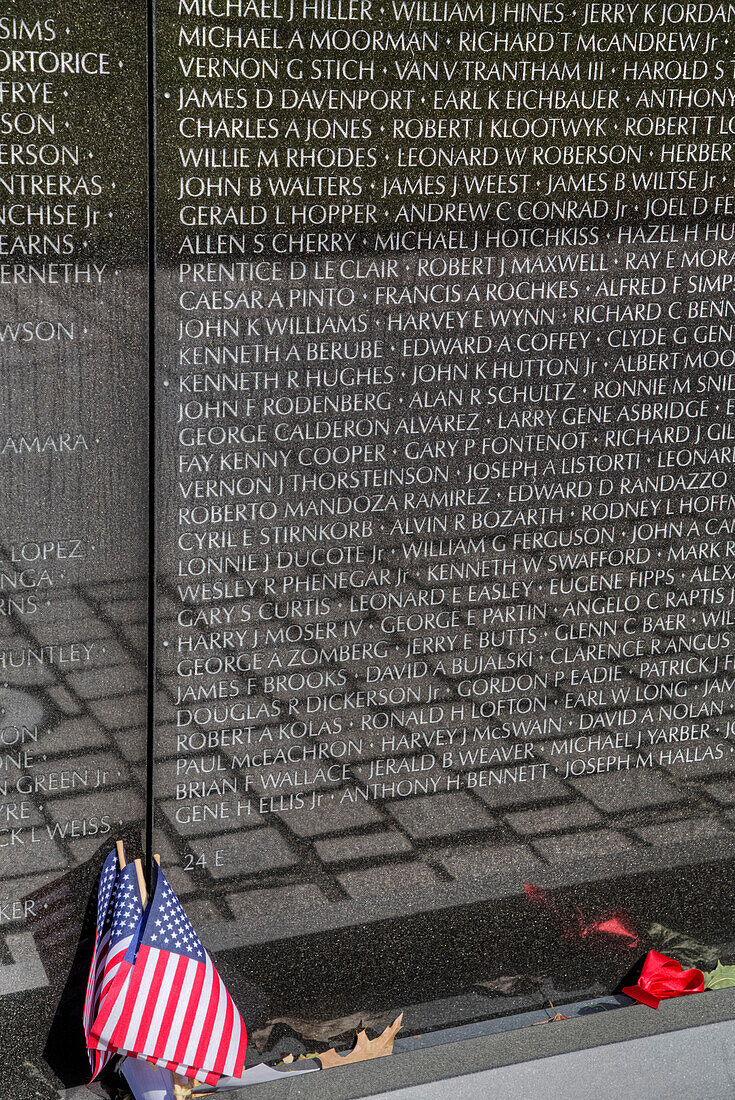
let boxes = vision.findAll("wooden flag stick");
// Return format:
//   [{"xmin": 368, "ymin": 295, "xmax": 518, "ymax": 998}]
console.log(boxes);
[
  {"xmin": 134, "ymin": 858, "xmax": 147, "ymax": 909},
  {"xmin": 111, "ymin": 851, "xmax": 198, "ymax": 1098},
  {"xmin": 172, "ymin": 1072, "xmax": 191, "ymax": 1099}
]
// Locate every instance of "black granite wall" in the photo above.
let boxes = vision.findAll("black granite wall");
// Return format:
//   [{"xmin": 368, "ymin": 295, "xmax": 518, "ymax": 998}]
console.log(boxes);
[
  {"xmin": 2, "ymin": 0, "xmax": 735, "ymax": 1092},
  {"xmin": 0, "ymin": 1, "xmax": 148, "ymax": 1092}
]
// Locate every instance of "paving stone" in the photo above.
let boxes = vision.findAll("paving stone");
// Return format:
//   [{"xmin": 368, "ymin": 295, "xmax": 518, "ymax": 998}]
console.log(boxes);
[
  {"xmin": 120, "ymin": 622, "xmax": 146, "ymax": 649},
  {"xmin": 150, "ymin": 758, "xmax": 184, "ymax": 799},
  {"xmin": 189, "ymin": 827, "xmax": 298, "ymax": 878},
  {"xmin": 338, "ymin": 859, "xmax": 443, "ymax": 899},
  {"xmin": 34, "ymin": 596, "xmax": 95, "ymax": 624},
  {"xmin": 385, "ymin": 792, "xmax": 493, "ymax": 839},
  {"xmin": 45, "ymin": 685, "xmax": 83, "ymax": 716},
  {"xmin": 469, "ymin": 771, "xmax": 571, "ymax": 809},
  {"xmin": 160, "ymin": 798, "xmax": 263, "ymax": 837},
  {"xmin": 567, "ymin": 770, "xmax": 681, "ymax": 812},
  {"xmin": 504, "ymin": 802, "xmax": 602, "ymax": 835},
  {"xmin": 110, "ymin": 727, "xmax": 147, "ymax": 762},
  {"xmin": 315, "ymin": 831, "xmax": 413, "ymax": 865},
  {"xmin": 41, "ymin": 718, "xmax": 110, "ymax": 755},
  {"xmin": 531, "ymin": 829, "xmax": 638, "ymax": 862},
  {"xmin": 0, "ymin": 835, "xmax": 68, "ymax": 876},
  {"xmin": 0, "ymin": 664, "xmax": 55, "ymax": 688},
  {"xmin": 156, "ymin": 695, "xmax": 181, "ymax": 724},
  {"xmin": 98, "ymin": 597, "xmax": 148, "ymax": 623},
  {"xmin": 705, "ymin": 778, "xmax": 735, "ymax": 805},
  {"xmin": 27, "ymin": 616, "xmax": 111, "ymax": 644},
  {"xmin": 228, "ymin": 884, "xmax": 329, "ymax": 921},
  {"xmin": 434, "ymin": 842, "xmax": 545, "ymax": 883},
  {"xmin": 65, "ymin": 664, "xmax": 145, "ymax": 699},
  {"xmin": 660, "ymin": 747, "xmax": 735, "ymax": 778},
  {"xmin": 634, "ymin": 816, "xmax": 734, "ymax": 847},
  {"xmin": 89, "ymin": 641, "xmax": 135, "ymax": 669},
  {"xmin": 45, "ymin": 788, "xmax": 145, "ymax": 833},
  {"xmin": 0, "ymin": 872, "xmax": 60, "ymax": 901},
  {"xmin": 88, "ymin": 580, "xmax": 145, "ymax": 602},
  {"xmin": 88, "ymin": 692, "xmax": 146, "ymax": 729},
  {"xmin": 180, "ymin": 896, "xmax": 231, "ymax": 925}
]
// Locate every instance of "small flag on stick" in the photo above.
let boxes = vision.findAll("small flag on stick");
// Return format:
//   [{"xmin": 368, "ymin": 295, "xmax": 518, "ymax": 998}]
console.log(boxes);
[
  {"xmin": 84, "ymin": 842, "xmax": 145, "ymax": 1077},
  {"xmin": 82, "ymin": 848, "xmax": 119, "ymax": 1079},
  {"xmin": 88, "ymin": 858, "xmax": 247, "ymax": 1087}
]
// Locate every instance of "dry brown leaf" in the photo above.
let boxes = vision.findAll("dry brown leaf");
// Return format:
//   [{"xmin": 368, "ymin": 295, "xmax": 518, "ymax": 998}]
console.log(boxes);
[
  {"xmin": 317, "ymin": 1013, "xmax": 403, "ymax": 1069},
  {"xmin": 532, "ymin": 1001, "xmax": 570, "ymax": 1025}
]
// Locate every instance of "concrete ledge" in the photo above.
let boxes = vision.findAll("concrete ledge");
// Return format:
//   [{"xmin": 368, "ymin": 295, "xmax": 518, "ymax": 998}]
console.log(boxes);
[
  {"xmin": 224, "ymin": 988, "xmax": 735, "ymax": 1099},
  {"xmin": 369, "ymin": 1016, "xmax": 735, "ymax": 1100}
]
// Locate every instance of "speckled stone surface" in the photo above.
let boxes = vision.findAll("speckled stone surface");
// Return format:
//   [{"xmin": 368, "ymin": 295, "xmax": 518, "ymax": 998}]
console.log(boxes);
[
  {"xmin": 0, "ymin": 0, "xmax": 148, "ymax": 1094},
  {"xmin": 3, "ymin": 0, "xmax": 735, "ymax": 1094},
  {"xmin": 150, "ymin": 0, "xmax": 735, "ymax": 1075}
]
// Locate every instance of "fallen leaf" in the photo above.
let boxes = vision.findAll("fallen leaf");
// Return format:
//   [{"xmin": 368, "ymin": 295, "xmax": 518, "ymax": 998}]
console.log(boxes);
[
  {"xmin": 532, "ymin": 1002, "xmax": 570, "ymax": 1025},
  {"xmin": 703, "ymin": 961, "xmax": 735, "ymax": 990},
  {"xmin": 317, "ymin": 1014, "xmax": 403, "ymax": 1069},
  {"xmin": 647, "ymin": 923, "xmax": 720, "ymax": 970}
]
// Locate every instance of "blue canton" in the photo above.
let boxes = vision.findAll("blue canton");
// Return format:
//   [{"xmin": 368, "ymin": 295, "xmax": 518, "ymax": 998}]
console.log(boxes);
[
  {"xmin": 97, "ymin": 850, "xmax": 118, "ymax": 932},
  {"xmin": 110, "ymin": 864, "xmax": 144, "ymax": 948},
  {"xmin": 142, "ymin": 867, "xmax": 205, "ymax": 962}
]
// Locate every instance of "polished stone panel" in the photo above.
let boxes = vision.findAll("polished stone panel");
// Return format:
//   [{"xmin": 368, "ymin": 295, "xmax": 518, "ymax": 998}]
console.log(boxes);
[
  {"xmin": 5, "ymin": 0, "xmax": 735, "ymax": 1088},
  {"xmin": 151, "ymin": 0, "xmax": 735, "ymax": 1066},
  {"xmin": 0, "ymin": 0, "xmax": 148, "ymax": 1093}
]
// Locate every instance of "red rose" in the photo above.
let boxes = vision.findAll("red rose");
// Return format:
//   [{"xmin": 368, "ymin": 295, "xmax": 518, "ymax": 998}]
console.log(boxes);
[{"xmin": 622, "ymin": 950, "xmax": 705, "ymax": 1008}]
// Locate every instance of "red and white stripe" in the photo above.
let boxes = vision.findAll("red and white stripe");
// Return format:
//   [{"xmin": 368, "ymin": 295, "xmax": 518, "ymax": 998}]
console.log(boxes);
[
  {"xmin": 86, "ymin": 926, "xmax": 140, "ymax": 1068},
  {"xmin": 83, "ymin": 927, "xmax": 114, "ymax": 1077},
  {"xmin": 89, "ymin": 944, "xmax": 246, "ymax": 1086}
]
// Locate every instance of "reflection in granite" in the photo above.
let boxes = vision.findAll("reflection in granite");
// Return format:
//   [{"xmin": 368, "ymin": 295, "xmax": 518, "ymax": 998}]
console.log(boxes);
[
  {"xmin": 3, "ymin": 0, "xmax": 735, "ymax": 1092},
  {"xmin": 151, "ymin": 0, "xmax": 735, "ymax": 1055},
  {"xmin": 0, "ymin": 0, "xmax": 148, "ymax": 1094}
]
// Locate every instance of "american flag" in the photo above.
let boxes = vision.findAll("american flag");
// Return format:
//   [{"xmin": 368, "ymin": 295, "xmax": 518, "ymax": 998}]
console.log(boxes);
[
  {"xmin": 84, "ymin": 854, "xmax": 144, "ymax": 1078},
  {"xmin": 89, "ymin": 863, "xmax": 247, "ymax": 1086},
  {"xmin": 83, "ymin": 850, "xmax": 118, "ymax": 1077}
]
